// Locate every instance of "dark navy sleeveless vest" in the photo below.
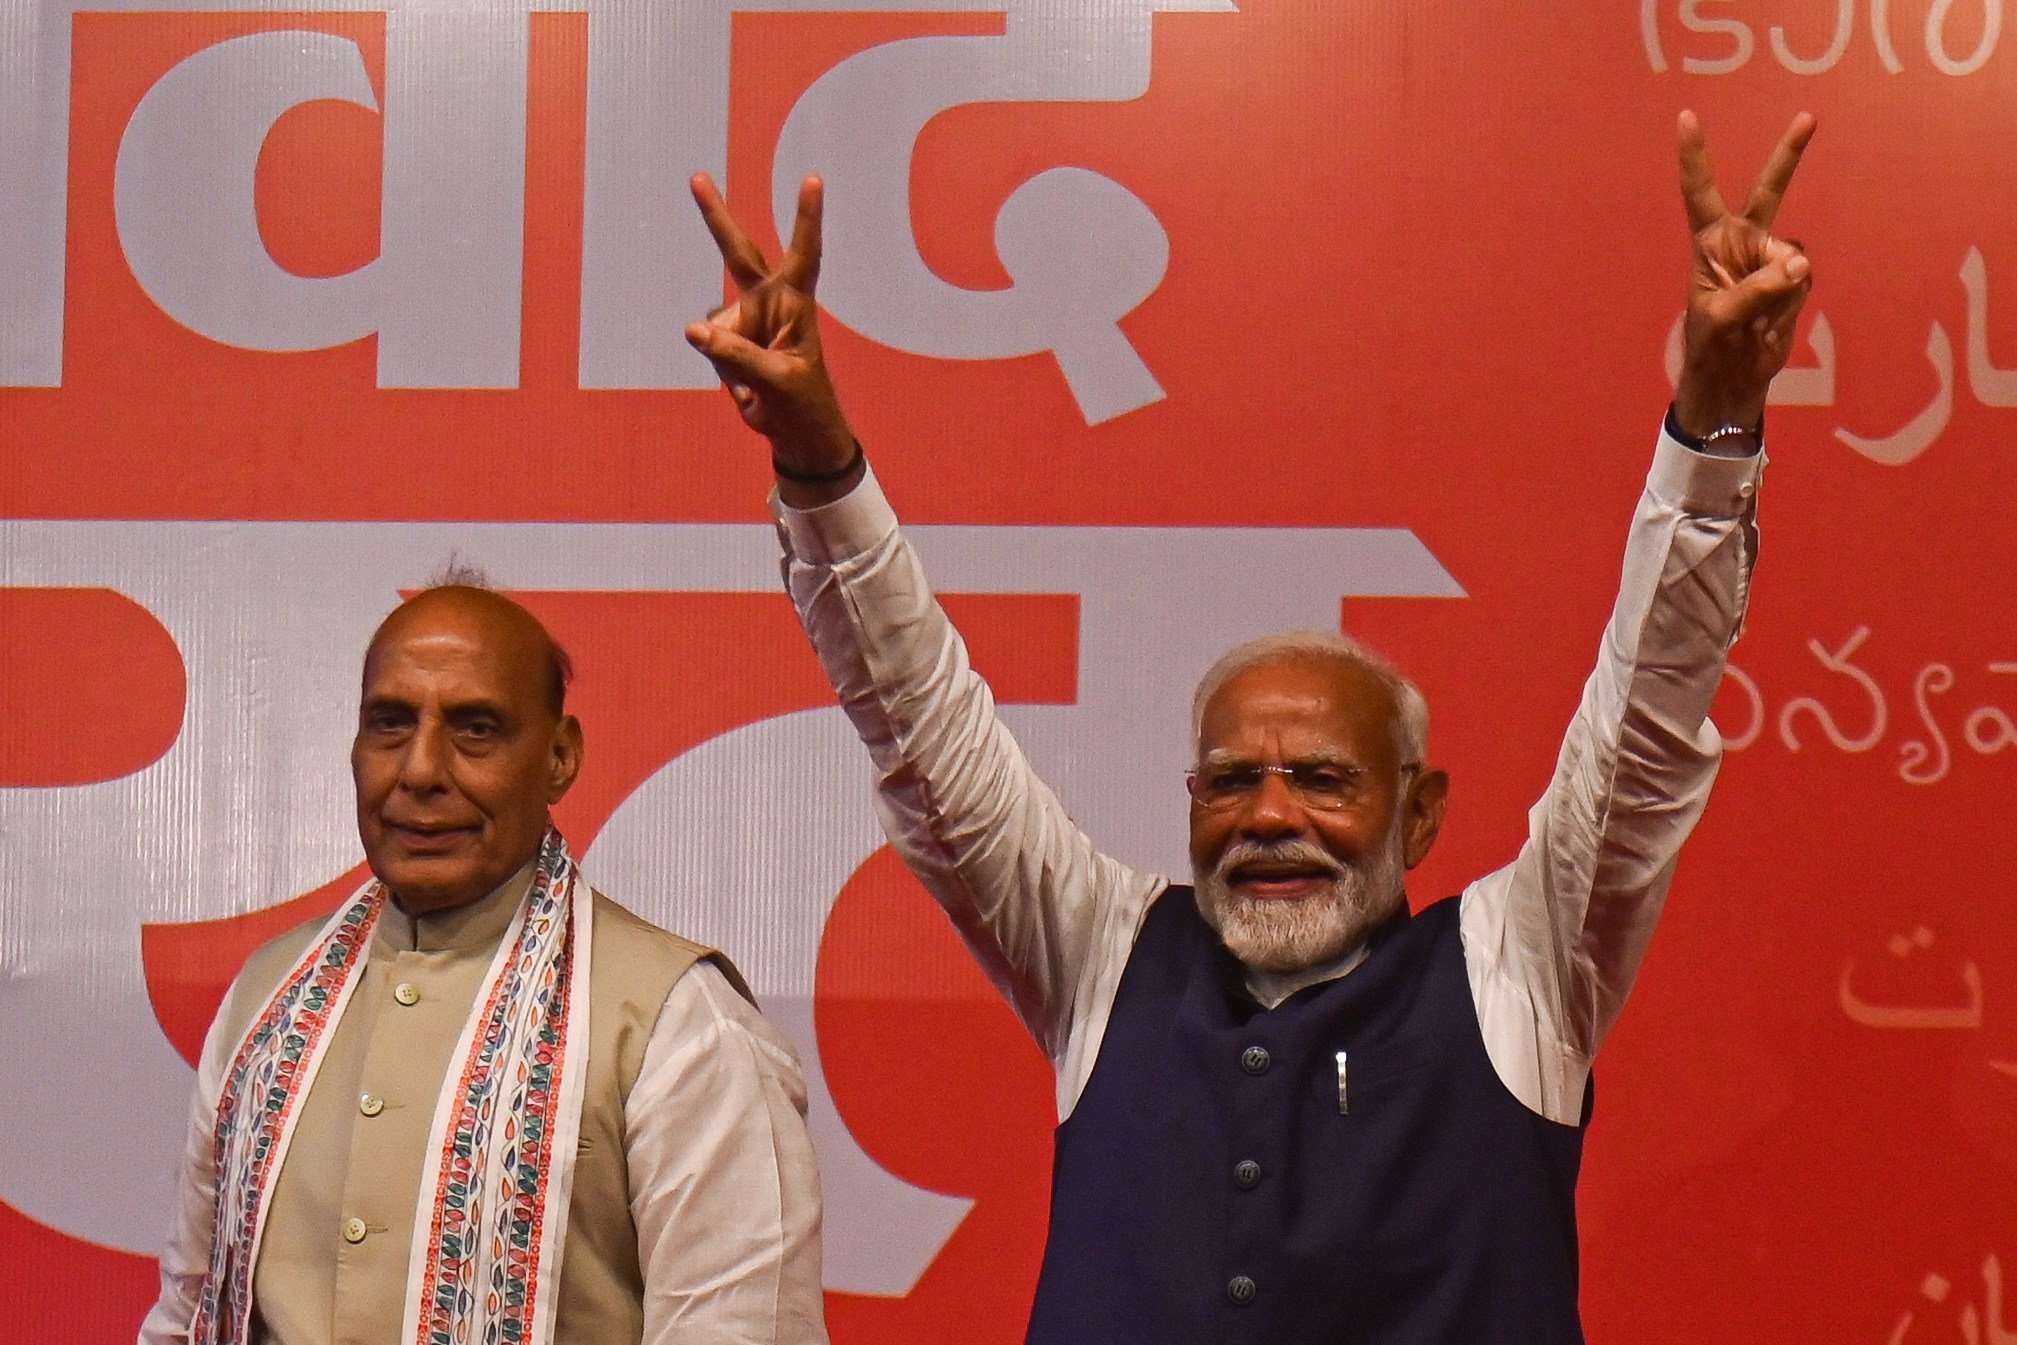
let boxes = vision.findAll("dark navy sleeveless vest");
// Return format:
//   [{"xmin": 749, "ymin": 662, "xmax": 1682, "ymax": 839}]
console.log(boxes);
[{"xmin": 1026, "ymin": 887, "xmax": 1588, "ymax": 1345}]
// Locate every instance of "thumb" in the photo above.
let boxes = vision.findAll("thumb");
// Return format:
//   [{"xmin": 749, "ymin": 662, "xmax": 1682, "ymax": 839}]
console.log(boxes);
[
  {"xmin": 685, "ymin": 321, "xmax": 779, "ymax": 387},
  {"xmin": 1713, "ymin": 250, "xmax": 1812, "ymax": 328}
]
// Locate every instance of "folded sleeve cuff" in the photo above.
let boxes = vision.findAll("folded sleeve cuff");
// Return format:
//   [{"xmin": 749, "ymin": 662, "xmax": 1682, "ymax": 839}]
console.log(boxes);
[
  {"xmin": 769, "ymin": 462, "xmax": 902, "ymax": 564},
  {"xmin": 1649, "ymin": 424, "xmax": 1765, "ymax": 517}
]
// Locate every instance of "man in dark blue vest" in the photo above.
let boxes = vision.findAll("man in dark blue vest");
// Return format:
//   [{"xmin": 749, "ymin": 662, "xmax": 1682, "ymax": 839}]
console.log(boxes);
[{"xmin": 685, "ymin": 111, "xmax": 1815, "ymax": 1342}]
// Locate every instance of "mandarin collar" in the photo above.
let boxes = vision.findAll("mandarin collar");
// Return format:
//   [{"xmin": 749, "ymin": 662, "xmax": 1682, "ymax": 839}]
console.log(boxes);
[
  {"xmin": 1241, "ymin": 893, "xmax": 1414, "ymax": 1010},
  {"xmin": 1245, "ymin": 941, "xmax": 1371, "ymax": 1011},
  {"xmin": 380, "ymin": 858, "xmax": 538, "ymax": 955}
]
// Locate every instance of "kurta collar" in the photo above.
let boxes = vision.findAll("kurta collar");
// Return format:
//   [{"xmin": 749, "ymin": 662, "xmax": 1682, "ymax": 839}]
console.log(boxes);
[
  {"xmin": 1245, "ymin": 941, "xmax": 1370, "ymax": 1010},
  {"xmin": 379, "ymin": 857, "xmax": 538, "ymax": 954},
  {"xmin": 1240, "ymin": 895, "xmax": 1414, "ymax": 1010}
]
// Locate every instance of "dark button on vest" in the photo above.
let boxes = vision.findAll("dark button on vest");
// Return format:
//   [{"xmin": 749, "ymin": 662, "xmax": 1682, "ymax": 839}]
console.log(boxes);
[{"xmin": 1026, "ymin": 887, "xmax": 1590, "ymax": 1345}]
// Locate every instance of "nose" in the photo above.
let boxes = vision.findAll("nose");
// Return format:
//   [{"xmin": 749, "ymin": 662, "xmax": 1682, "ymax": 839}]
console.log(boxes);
[
  {"xmin": 1236, "ymin": 767, "xmax": 1307, "ymax": 837},
  {"xmin": 396, "ymin": 722, "xmax": 450, "ymax": 793}
]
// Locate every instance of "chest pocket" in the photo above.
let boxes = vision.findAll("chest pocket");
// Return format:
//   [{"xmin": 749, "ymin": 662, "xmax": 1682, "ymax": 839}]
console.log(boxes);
[{"xmin": 1307, "ymin": 1037, "xmax": 1442, "ymax": 1114}]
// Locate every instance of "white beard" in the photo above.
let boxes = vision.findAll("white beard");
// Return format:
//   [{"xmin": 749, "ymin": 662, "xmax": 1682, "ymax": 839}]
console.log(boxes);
[{"xmin": 1193, "ymin": 826, "xmax": 1407, "ymax": 974}]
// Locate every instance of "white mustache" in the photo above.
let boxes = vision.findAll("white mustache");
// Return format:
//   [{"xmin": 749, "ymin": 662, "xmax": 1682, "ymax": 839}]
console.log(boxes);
[{"xmin": 1214, "ymin": 838, "xmax": 1350, "ymax": 884}]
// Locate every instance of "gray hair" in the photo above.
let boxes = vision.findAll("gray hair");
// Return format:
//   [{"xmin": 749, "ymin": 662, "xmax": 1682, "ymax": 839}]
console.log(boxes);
[
  {"xmin": 426, "ymin": 555, "xmax": 495, "ymax": 590},
  {"xmin": 1190, "ymin": 630, "xmax": 1430, "ymax": 765}
]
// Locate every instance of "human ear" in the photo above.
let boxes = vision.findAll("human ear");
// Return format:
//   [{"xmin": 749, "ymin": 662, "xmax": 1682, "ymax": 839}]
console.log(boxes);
[
  {"xmin": 1401, "ymin": 768, "xmax": 1449, "ymax": 870},
  {"xmin": 548, "ymin": 716, "xmax": 584, "ymax": 802}
]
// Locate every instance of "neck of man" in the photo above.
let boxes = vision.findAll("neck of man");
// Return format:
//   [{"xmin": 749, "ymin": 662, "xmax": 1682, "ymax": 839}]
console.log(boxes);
[{"xmin": 384, "ymin": 859, "xmax": 539, "ymax": 950}]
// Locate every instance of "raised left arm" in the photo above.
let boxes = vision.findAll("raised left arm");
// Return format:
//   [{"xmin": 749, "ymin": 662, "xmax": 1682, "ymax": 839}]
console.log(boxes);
[
  {"xmin": 1461, "ymin": 111, "xmax": 1815, "ymax": 1126},
  {"xmin": 1463, "ymin": 428, "xmax": 1763, "ymax": 1124}
]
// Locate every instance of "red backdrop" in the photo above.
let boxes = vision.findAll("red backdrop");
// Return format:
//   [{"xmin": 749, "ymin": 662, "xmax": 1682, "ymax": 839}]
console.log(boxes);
[{"xmin": 5, "ymin": 1, "xmax": 2016, "ymax": 1341}]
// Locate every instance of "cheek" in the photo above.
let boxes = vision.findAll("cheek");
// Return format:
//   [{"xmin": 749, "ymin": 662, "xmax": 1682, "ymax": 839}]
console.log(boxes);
[
  {"xmin": 1307, "ymin": 814, "xmax": 1363, "ymax": 856},
  {"xmin": 1313, "ymin": 808, "xmax": 1391, "ymax": 860},
  {"xmin": 1188, "ymin": 810, "xmax": 1230, "ymax": 868},
  {"xmin": 351, "ymin": 756, "xmax": 392, "ymax": 813},
  {"xmin": 463, "ymin": 758, "xmax": 549, "ymax": 822}
]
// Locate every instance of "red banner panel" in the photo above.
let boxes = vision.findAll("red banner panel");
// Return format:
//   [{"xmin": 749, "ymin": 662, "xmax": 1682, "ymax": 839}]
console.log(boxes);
[{"xmin": 4, "ymin": 2, "xmax": 2015, "ymax": 1342}]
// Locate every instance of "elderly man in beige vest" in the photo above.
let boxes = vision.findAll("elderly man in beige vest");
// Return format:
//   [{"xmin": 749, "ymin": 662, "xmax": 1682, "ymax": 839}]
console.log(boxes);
[{"xmin": 140, "ymin": 584, "xmax": 828, "ymax": 1345}]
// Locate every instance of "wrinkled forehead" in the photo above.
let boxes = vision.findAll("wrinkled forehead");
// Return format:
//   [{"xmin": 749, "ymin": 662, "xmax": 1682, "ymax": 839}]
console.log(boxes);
[{"xmin": 1195, "ymin": 655, "xmax": 1405, "ymax": 763}]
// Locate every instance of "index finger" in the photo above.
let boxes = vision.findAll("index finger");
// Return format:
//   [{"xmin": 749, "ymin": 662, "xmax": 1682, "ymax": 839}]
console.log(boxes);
[
  {"xmin": 1739, "ymin": 111, "xmax": 1817, "ymax": 228},
  {"xmin": 1677, "ymin": 109, "xmax": 1729, "ymax": 234},
  {"xmin": 690, "ymin": 173, "xmax": 771, "ymax": 289},
  {"xmin": 777, "ymin": 176, "xmax": 824, "ymax": 293}
]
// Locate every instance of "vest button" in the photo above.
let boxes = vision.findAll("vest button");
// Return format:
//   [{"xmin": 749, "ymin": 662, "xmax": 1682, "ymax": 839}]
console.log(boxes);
[
  {"xmin": 1233, "ymin": 1159, "xmax": 1262, "ymax": 1189},
  {"xmin": 1227, "ymin": 1274, "xmax": 1257, "ymax": 1305},
  {"xmin": 1240, "ymin": 1045, "xmax": 1271, "ymax": 1075},
  {"xmin": 342, "ymin": 1217, "xmax": 368, "ymax": 1245},
  {"xmin": 359, "ymin": 1093, "xmax": 385, "ymax": 1117},
  {"xmin": 393, "ymin": 982, "xmax": 420, "ymax": 1006}
]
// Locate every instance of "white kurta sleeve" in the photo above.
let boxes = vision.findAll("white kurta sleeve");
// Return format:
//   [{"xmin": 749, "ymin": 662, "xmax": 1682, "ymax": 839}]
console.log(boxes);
[
  {"xmin": 1462, "ymin": 426, "xmax": 1765, "ymax": 1125},
  {"xmin": 624, "ymin": 962, "xmax": 828, "ymax": 1345},
  {"xmin": 773, "ymin": 467, "xmax": 1165, "ymax": 1115}
]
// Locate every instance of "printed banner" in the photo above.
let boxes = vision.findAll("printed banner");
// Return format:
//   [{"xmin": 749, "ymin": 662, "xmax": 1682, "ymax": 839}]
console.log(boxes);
[{"xmin": 4, "ymin": 1, "xmax": 2015, "ymax": 1341}]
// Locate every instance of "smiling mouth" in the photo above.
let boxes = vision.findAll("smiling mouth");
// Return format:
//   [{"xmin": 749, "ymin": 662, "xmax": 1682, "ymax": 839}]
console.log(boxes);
[{"xmin": 1227, "ymin": 865, "xmax": 1338, "ymax": 900}]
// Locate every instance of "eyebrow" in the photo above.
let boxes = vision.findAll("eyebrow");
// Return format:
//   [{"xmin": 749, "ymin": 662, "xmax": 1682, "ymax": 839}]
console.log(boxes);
[
  {"xmin": 1196, "ymin": 748, "xmax": 1361, "ymax": 769},
  {"xmin": 357, "ymin": 694, "xmax": 514, "ymax": 721},
  {"xmin": 443, "ymin": 699, "xmax": 509, "ymax": 717}
]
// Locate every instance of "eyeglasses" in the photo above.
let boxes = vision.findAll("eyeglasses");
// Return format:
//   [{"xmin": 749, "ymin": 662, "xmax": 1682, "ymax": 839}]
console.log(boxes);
[
  {"xmin": 1184, "ymin": 760, "xmax": 1420, "ymax": 812},
  {"xmin": 1186, "ymin": 761, "xmax": 1361, "ymax": 811}
]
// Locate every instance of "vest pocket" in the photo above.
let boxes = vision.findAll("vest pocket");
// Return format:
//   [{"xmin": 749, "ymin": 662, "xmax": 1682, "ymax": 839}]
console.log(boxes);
[{"xmin": 1307, "ymin": 1038, "xmax": 1439, "ymax": 1113}]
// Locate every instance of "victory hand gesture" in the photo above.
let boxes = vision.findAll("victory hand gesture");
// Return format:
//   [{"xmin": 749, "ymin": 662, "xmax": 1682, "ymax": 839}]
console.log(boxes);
[
  {"xmin": 1674, "ymin": 110, "xmax": 1816, "ymax": 439},
  {"xmin": 686, "ymin": 174, "xmax": 861, "ymax": 497}
]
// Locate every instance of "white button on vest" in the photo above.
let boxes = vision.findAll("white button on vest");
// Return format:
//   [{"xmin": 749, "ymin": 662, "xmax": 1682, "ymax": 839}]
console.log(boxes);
[
  {"xmin": 359, "ymin": 1094, "xmax": 384, "ymax": 1117},
  {"xmin": 393, "ymin": 982, "xmax": 420, "ymax": 1006},
  {"xmin": 342, "ymin": 1217, "xmax": 368, "ymax": 1244}
]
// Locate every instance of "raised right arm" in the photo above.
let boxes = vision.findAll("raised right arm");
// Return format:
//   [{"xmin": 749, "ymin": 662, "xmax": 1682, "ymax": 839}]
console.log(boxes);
[
  {"xmin": 773, "ymin": 465, "xmax": 1162, "ymax": 1077},
  {"xmin": 681, "ymin": 174, "xmax": 1161, "ymax": 1095}
]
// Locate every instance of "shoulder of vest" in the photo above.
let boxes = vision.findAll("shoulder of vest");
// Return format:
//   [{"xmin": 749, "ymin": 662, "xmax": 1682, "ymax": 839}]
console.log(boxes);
[
  {"xmin": 1414, "ymin": 891, "xmax": 1463, "ymax": 926},
  {"xmin": 1137, "ymin": 882, "xmax": 1214, "ymax": 943},
  {"xmin": 204, "ymin": 910, "xmax": 339, "ymax": 1057},
  {"xmin": 588, "ymin": 890, "xmax": 754, "ymax": 1004},
  {"xmin": 245, "ymin": 909, "xmax": 334, "ymax": 978}
]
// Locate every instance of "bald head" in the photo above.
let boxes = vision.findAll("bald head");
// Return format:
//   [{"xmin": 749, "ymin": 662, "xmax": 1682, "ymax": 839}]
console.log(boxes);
[
  {"xmin": 351, "ymin": 585, "xmax": 584, "ymax": 914},
  {"xmin": 364, "ymin": 586, "xmax": 573, "ymax": 718}
]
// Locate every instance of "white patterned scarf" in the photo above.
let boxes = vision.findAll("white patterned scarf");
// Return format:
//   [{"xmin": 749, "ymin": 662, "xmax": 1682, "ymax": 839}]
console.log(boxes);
[{"xmin": 191, "ymin": 826, "xmax": 593, "ymax": 1345}]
